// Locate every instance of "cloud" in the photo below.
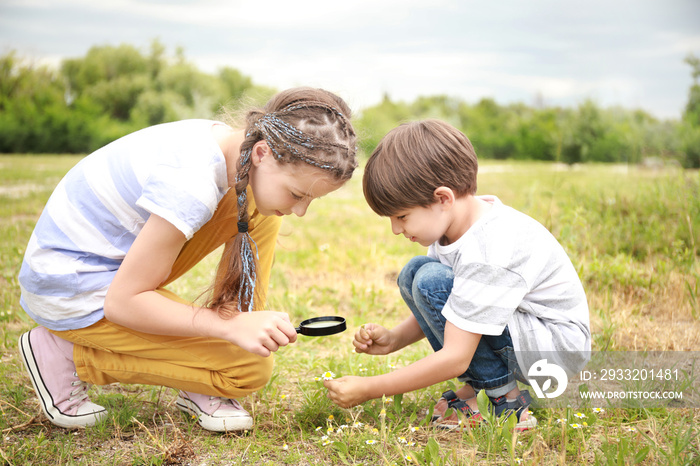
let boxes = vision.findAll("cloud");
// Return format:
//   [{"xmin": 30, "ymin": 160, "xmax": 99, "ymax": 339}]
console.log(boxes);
[{"xmin": 1, "ymin": 0, "xmax": 697, "ymax": 118}]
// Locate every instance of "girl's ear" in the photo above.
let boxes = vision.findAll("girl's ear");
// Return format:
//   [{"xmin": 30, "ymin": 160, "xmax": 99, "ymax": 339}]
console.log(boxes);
[
  {"xmin": 433, "ymin": 186, "xmax": 455, "ymax": 210},
  {"xmin": 251, "ymin": 141, "xmax": 271, "ymax": 166}
]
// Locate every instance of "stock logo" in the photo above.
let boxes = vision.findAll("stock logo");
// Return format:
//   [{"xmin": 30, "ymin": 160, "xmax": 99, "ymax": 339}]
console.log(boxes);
[{"xmin": 527, "ymin": 359, "xmax": 568, "ymax": 399}]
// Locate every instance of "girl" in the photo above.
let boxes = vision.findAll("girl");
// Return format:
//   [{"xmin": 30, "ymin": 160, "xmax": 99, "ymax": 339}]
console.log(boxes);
[{"xmin": 18, "ymin": 87, "xmax": 358, "ymax": 432}]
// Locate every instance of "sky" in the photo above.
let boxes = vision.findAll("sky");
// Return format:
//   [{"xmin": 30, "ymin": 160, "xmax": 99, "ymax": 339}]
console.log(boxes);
[{"xmin": 1, "ymin": 0, "xmax": 699, "ymax": 120}]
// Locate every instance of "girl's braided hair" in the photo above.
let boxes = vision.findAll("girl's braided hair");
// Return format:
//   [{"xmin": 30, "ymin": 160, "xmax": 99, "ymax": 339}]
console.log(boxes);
[{"xmin": 210, "ymin": 87, "xmax": 357, "ymax": 316}]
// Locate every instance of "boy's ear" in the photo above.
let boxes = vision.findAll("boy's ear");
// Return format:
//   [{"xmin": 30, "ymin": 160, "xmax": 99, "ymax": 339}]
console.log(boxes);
[
  {"xmin": 434, "ymin": 186, "xmax": 455, "ymax": 210},
  {"xmin": 251, "ymin": 141, "xmax": 271, "ymax": 166}
]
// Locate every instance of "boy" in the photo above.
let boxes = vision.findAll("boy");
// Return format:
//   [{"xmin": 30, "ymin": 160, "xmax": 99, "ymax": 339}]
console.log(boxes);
[{"xmin": 324, "ymin": 120, "xmax": 590, "ymax": 429}]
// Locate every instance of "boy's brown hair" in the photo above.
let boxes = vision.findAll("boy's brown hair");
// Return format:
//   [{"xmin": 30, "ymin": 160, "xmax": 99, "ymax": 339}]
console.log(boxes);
[{"xmin": 363, "ymin": 119, "xmax": 478, "ymax": 216}]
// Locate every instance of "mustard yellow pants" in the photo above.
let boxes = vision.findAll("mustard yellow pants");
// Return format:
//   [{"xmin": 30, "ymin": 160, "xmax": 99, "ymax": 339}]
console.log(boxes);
[{"xmin": 50, "ymin": 190, "xmax": 282, "ymax": 399}]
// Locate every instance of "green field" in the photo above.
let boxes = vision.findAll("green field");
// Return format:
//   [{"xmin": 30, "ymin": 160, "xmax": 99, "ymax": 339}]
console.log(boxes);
[{"xmin": 0, "ymin": 155, "xmax": 698, "ymax": 465}]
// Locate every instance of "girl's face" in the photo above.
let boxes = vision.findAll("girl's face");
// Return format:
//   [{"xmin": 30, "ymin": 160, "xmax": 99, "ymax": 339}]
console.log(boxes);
[{"xmin": 248, "ymin": 142, "xmax": 343, "ymax": 217}]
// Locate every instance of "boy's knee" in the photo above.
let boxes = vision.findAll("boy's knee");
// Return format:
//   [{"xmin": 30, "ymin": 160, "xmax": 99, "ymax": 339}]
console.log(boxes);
[
  {"xmin": 398, "ymin": 256, "xmax": 436, "ymax": 290},
  {"xmin": 413, "ymin": 261, "xmax": 453, "ymax": 292}
]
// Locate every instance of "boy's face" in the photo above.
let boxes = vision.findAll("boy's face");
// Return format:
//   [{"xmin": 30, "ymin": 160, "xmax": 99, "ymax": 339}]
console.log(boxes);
[{"xmin": 389, "ymin": 203, "xmax": 449, "ymax": 247}]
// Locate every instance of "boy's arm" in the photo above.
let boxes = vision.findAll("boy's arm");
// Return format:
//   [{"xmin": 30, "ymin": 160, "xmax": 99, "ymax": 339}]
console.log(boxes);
[
  {"xmin": 391, "ymin": 315, "xmax": 427, "ymax": 349},
  {"xmin": 355, "ymin": 315, "xmax": 425, "ymax": 355},
  {"xmin": 325, "ymin": 321, "xmax": 481, "ymax": 407}
]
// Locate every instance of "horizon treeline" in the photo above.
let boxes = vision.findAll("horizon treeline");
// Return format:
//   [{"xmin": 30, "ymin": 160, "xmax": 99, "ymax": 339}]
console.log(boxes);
[{"xmin": 1, "ymin": 41, "xmax": 699, "ymax": 167}]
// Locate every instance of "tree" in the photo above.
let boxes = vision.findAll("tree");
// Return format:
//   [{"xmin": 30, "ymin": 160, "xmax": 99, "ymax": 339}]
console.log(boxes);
[
  {"xmin": 683, "ymin": 54, "xmax": 700, "ymax": 127},
  {"xmin": 681, "ymin": 53, "xmax": 700, "ymax": 168},
  {"xmin": 355, "ymin": 94, "xmax": 415, "ymax": 154},
  {"xmin": 218, "ymin": 67, "xmax": 253, "ymax": 103},
  {"xmin": 61, "ymin": 44, "xmax": 150, "ymax": 121},
  {"xmin": 0, "ymin": 53, "xmax": 92, "ymax": 153}
]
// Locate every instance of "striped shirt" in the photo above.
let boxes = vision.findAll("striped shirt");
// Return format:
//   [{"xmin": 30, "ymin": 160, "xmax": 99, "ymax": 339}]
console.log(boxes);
[
  {"xmin": 430, "ymin": 196, "xmax": 591, "ymax": 375},
  {"xmin": 19, "ymin": 120, "xmax": 229, "ymax": 331}
]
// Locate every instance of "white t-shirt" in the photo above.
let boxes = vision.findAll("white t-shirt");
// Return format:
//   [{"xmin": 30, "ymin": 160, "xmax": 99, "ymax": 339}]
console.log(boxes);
[
  {"xmin": 430, "ymin": 195, "xmax": 591, "ymax": 375},
  {"xmin": 19, "ymin": 120, "xmax": 229, "ymax": 331}
]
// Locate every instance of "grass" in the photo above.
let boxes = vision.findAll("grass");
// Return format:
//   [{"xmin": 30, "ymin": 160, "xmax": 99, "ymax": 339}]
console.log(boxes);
[{"xmin": 0, "ymin": 155, "xmax": 699, "ymax": 465}]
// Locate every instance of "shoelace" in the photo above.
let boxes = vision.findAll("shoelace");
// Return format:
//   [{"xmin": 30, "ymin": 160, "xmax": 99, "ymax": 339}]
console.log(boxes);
[
  {"xmin": 208, "ymin": 396, "xmax": 244, "ymax": 411},
  {"xmin": 66, "ymin": 372, "xmax": 90, "ymax": 410}
]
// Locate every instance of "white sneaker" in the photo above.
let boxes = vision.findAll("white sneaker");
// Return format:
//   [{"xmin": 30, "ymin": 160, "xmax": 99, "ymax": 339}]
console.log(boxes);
[{"xmin": 176, "ymin": 391, "xmax": 253, "ymax": 432}]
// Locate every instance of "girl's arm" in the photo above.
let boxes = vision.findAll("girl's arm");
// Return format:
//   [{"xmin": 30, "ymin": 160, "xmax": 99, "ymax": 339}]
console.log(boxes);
[
  {"xmin": 324, "ymin": 321, "xmax": 481, "ymax": 407},
  {"xmin": 104, "ymin": 214, "xmax": 297, "ymax": 357}
]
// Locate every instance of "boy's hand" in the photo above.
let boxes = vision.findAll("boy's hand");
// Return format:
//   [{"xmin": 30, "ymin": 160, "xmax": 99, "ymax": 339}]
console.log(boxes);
[
  {"xmin": 354, "ymin": 323, "xmax": 394, "ymax": 355},
  {"xmin": 324, "ymin": 376, "xmax": 370, "ymax": 408}
]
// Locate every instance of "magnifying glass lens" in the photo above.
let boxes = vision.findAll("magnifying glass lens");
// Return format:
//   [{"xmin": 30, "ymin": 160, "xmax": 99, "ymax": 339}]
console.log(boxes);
[
  {"xmin": 296, "ymin": 316, "xmax": 346, "ymax": 336},
  {"xmin": 302, "ymin": 321, "xmax": 339, "ymax": 329}
]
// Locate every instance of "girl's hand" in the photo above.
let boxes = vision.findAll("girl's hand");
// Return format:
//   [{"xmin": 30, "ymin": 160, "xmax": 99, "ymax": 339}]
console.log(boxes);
[
  {"xmin": 222, "ymin": 311, "xmax": 298, "ymax": 357},
  {"xmin": 353, "ymin": 323, "xmax": 394, "ymax": 355},
  {"xmin": 324, "ymin": 376, "xmax": 370, "ymax": 408}
]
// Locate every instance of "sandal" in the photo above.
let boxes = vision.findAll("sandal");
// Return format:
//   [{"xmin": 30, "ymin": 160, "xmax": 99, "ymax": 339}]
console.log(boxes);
[
  {"xmin": 433, "ymin": 396, "xmax": 483, "ymax": 430},
  {"xmin": 489, "ymin": 390, "xmax": 538, "ymax": 431},
  {"xmin": 430, "ymin": 390, "xmax": 459, "ymax": 421}
]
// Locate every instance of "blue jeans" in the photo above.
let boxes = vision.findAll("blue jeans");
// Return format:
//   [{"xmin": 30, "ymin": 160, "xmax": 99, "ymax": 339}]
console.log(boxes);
[{"xmin": 397, "ymin": 256, "xmax": 526, "ymax": 398}]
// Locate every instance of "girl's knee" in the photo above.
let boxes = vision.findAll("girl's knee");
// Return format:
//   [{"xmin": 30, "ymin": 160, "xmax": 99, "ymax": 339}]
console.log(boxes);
[
  {"xmin": 242, "ymin": 354, "xmax": 274, "ymax": 391},
  {"xmin": 217, "ymin": 354, "xmax": 274, "ymax": 397}
]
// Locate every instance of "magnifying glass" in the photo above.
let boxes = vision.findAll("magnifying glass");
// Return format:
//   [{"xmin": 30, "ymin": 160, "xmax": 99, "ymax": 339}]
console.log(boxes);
[{"xmin": 295, "ymin": 316, "xmax": 346, "ymax": 337}]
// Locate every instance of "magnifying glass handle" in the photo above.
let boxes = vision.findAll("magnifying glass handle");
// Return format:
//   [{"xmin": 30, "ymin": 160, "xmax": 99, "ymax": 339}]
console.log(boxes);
[{"xmin": 294, "ymin": 327, "xmax": 301, "ymax": 333}]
